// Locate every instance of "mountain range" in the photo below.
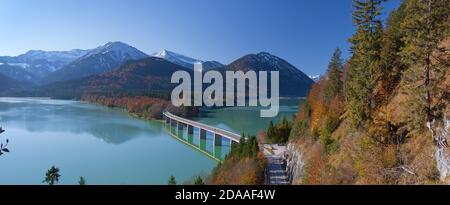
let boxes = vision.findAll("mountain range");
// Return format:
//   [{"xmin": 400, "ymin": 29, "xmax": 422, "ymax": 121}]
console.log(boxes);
[
  {"xmin": 39, "ymin": 57, "xmax": 192, "ymax": 99},
  {"xmin": 42, "ymin": 42, "xmax": 149, "ymax": 83},
  {"xmin": 0, "ymin": 49, "xmax": 88, "ymax": 80},
  {"xmin": 153, "ymin": 49, "xmax": 224, "ymax": 70},
  {"xmin": 0, "ymin": 41, "xmax": 314, "ymax": 98},
  {"xmin": 308, "ymin": 75, "xmax": 321, "ymax": 82}
]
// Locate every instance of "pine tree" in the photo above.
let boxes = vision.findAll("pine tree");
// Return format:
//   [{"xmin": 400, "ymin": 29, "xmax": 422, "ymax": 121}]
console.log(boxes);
[
  {"xmin": 280, "ymin": 116, "xmax": 292, "ymax": 143},
  {"xmin": 325, "ymin": 48, "xmax": 344, "ymax": 101},
  {"xmin": 267, "ymin": 121, "xmax": 275, "ymax": 142},
  {"xmin": 241, "ymin": 136, "xmax": 249, "ymax": 158},
  {"xmin": 237, "ymin": 136, "xmax": 246, "ymax": 158},
  {"xmin": 168, "ymin": 175, "xmax": 177, "ymax": 185},
  {"xmin": 380, "ymin": 4, "xmax": 406, "ymax": 80},
  {"xmin": 43, "ymin": 166, "xmax": 61, "ymax": 185},
  {"xmin": 400, "ymin": 0, "xmax": 450, "ymax": 137},
  {"xmin": 78, "ymin": 176, "xmax": 86, "ymax": 185},
  {"xmin": 249, "ymin": 136, "xmax": 259, "ymax": 157},
  {"xmin": 346, "ymin": 0, "xmax": 384, "ymax": 128},
  {"xmin": 194, "ymin": 176, "xmax": 205, "ymax": 185}
]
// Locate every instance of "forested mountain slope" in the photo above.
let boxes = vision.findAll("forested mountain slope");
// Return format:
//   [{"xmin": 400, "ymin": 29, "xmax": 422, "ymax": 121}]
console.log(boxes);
[{"xmin": 287, "ymin": 0, "xmax": 450, "ymax": 185}]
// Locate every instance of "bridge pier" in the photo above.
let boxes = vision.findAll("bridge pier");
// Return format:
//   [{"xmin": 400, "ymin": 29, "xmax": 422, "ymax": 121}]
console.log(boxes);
[
  {"xmin": 170, "ymin": 119, "xmax": 177, "ymax": 133},
  {"xmin": 165, "ymin": 115, "xmax": 170, "ymax": 128},
  {"xmin": 163, "ymin": 111, "xmax": 242, "ymax": 161},
  {"xmin": 187, "ymin": 125, "xmax": 194, "ymax": 135},
  {"xmin": 213, "ymin": 133, "xmax": 226, "ymax": 159},
  {"xmin": 214, "ymin": 133, "xmax": 222, "ymax": 146},
  {"xmin": 187, "ymin": 125, "xmax": 194, "ymax": 144},
  {"xmin": 199, "ymin": 129, "xmax": 207, "ymax": 140},
  {"xmin": 199, "ymin": 129, "xmax": 207, "ymax": 150},
  {"xmin": 177, "ymin": 121, "xmax": 184, "ymax": 138}
]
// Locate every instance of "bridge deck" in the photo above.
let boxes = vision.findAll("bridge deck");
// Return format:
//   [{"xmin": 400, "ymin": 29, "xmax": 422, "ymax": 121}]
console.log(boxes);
[{"xmin": 163, "ymin": 111, "xmax": 241, "ymax": 142}]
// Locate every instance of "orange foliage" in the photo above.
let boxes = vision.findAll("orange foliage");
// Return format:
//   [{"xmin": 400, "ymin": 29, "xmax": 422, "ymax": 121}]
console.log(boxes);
[
  {"xmin": 210, "ymin": 156, "xmax": 265, "ymax": 185},
  {"xmin": 302, "ymin": 144, "xmax": 327, "ymax": 184},
  {"xmin": 258, "ymin": 129, "xmax": 266, "ymax": 144},
  {"xmin": 81, "ymin": 94, "xmax": 198, "ymax": 119},
  {"xmin": 300, "ymin": 78, "xmax": 345, "ymax": 138}
]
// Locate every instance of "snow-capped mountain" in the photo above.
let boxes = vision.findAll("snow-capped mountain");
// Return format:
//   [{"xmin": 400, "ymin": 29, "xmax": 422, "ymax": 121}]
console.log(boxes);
[
  {"xmin": 80, "ymin": 42, "xmax": 148, "ymax": 62},
  {"xmin": 43, "ymin": 42, "xmax": 149, "ymax": 83},
  {"xmin": 153, "ymin": 49, "xmax": 224, "ymax": 70},
  {"xmin": 0, "ymin": 63, "xmax": 36, "ymax": 82},
  {"xmin": 37, "ymin": 51, "xmax": 315, "ymax": 98},
  {"xmin": 16, "ymin": 49, "xmax": 89, "ymax": 64},
  {"xmin": 0, "ymin": 49, "xmax": 89, "ymax": 80},
  {"xmin": 308, "ymin": 75, "xmax": 321, "ymax": 82}
]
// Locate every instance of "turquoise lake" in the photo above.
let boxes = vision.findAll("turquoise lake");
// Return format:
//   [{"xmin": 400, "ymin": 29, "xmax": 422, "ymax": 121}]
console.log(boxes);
[{"xmin": 0, "ymin": 97, "xmax": 300, "ymax": 185}]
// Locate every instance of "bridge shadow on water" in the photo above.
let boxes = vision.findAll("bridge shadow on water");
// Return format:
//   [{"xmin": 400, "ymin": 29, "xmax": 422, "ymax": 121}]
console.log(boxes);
[{"xmin": 165, "ymin": 123, "xmax": 231, "ymax": 162}]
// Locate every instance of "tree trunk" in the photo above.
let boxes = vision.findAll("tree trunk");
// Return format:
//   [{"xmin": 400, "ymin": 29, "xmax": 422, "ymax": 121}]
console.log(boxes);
[{"xmin": 424, "ymin": 56, "xmax": 432, "ymax": 123}]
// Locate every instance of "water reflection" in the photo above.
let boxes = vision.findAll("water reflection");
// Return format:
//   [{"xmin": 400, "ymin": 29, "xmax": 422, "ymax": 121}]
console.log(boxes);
[
  {"xmin": 165, "ymin": 122, "xmax": 231, "ymax": 161},
  {"xmin": 0, "ymin": 98, "xmax": 161, "ymax": 144},
  {"xmin": 0, "ymin": 97, "xmax": 217, "ymax": 185}
]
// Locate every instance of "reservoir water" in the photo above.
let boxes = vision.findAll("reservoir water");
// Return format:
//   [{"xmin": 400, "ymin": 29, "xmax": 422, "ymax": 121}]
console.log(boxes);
[
  {"xmin": 0, "ymin": 97, "xmax": 300, "ymax": 185},
  {"xmin": 194, "ymin": 98, "xmax": 301, "ymax": 136}
]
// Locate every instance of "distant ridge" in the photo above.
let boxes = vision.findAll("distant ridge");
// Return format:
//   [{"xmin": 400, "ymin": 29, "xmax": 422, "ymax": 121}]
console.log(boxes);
[
  {"xmin": 42, "ymin": 42, "xmax": 149, "ymax": 84},
  {"xmin": 225, "ymin": 52, "xmax": 314, "ymax": 97},
  {"xmin": 153, "ymin": 49, "xmax": 224, "ymax": 70}
]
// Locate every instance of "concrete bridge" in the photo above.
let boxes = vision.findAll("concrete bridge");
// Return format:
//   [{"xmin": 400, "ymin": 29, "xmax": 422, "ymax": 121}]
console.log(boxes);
[{"xmin": 162, "ymin": 111, "xmax": 241, "ymax": 161}]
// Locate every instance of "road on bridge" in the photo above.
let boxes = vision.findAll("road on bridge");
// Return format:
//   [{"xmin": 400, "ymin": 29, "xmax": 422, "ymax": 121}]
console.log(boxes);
[{"xmin": 163, "ymin": 111, "xmax": 241, "ymax": 143}]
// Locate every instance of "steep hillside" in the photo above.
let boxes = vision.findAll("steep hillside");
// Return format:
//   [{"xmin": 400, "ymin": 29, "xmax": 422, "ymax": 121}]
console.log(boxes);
[
  {"xmin": 0, "ymin": 74, "xmax": 33, "ymax": 96},
  {"xmin": 39, "ymin": 57, "xmax": 192, "ymax": 98},
  {"xmin": 0, "ymin": 63, "xmax": 37, "ymax": 82},
  {"xmin": 287, "ymin": 0, "xmax": 450, "ymax": 185}
]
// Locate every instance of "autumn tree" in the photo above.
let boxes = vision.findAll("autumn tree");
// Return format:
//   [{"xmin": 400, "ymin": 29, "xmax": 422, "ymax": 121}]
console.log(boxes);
[
  {"xmin": 346, "ymin": 0, "xmax": 384, "ymax": 128},
  {"xmin": 400, "ymin": 0, "xmax": 450, "ymax": 141},
  {"xmin": 211, "ymin": 135, "xmax": 265, "ymax": 185},
  {"xmin": 257, "ymin": 129, "xmax": 266, "ymax": 144}
]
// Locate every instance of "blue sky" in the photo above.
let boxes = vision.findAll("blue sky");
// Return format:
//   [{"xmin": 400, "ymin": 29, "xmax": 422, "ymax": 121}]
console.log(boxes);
[{"xmin": 0, "ymin": 0, "xmax": 400, "ymax": 75}]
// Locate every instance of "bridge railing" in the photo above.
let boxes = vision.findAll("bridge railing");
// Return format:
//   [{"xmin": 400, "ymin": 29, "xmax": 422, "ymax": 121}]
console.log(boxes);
[{"xmin": 163, "ymin": 111, "xmax": 241, "ymax": 142}]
